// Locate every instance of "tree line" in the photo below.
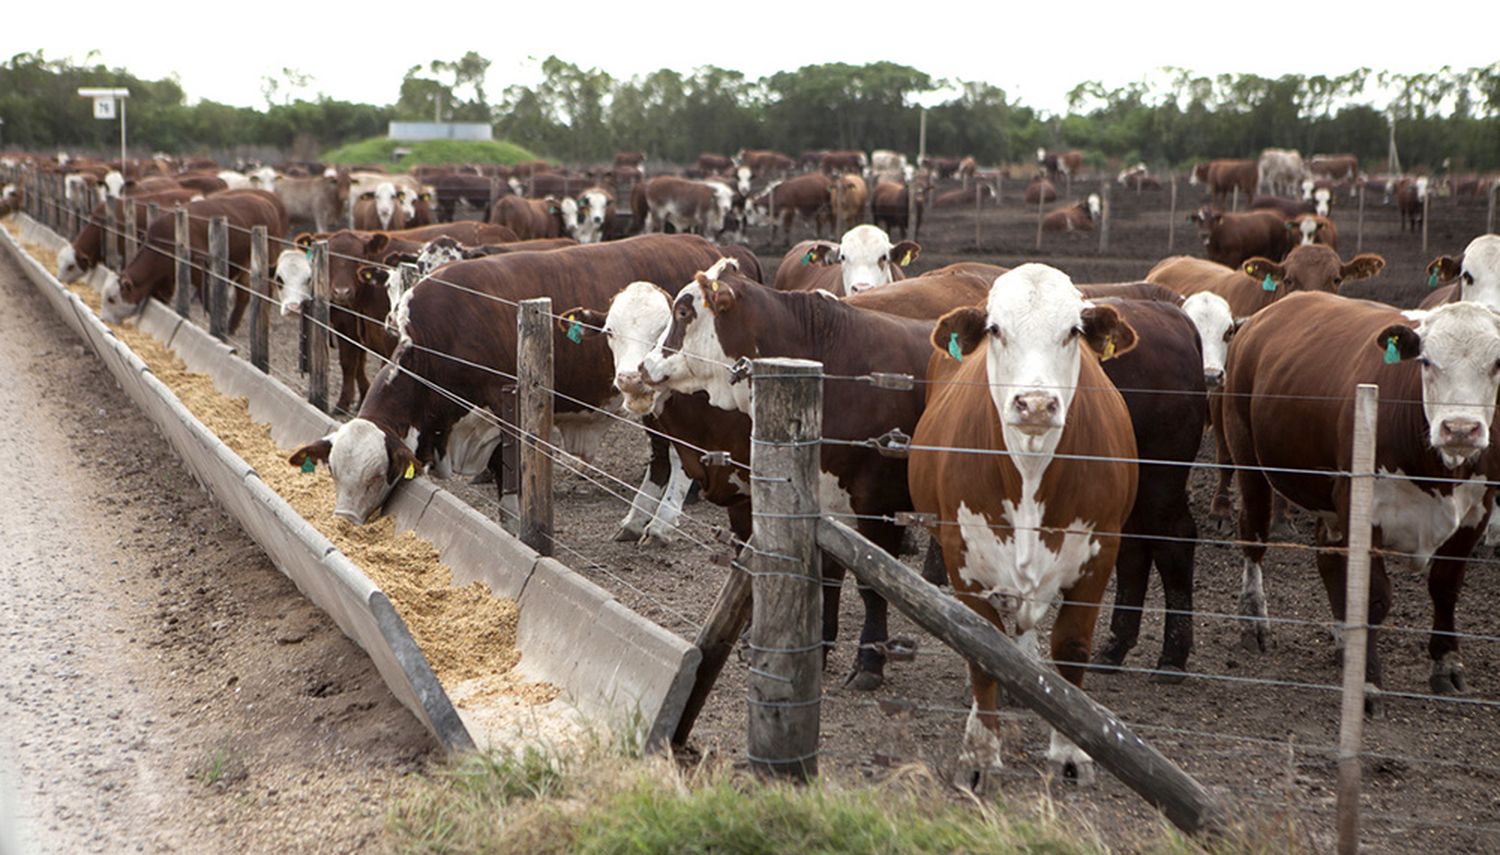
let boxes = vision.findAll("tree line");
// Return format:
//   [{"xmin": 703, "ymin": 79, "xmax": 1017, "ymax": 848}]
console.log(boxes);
[{"xmin": 5, "ymin": 50, "xmax": 1498, "ymax": 172}]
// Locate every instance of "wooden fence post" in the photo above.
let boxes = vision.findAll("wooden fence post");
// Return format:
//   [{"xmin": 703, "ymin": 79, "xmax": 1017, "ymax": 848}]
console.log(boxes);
[
  {"xmin": 1488, "ymin": 181, "xmax": 1496, "ymax": 234},
  {"xmin": 174, "ymin": 207, "xmax": 192, "ymax": 318},
  {"xmin": 1231, "ymin": 185, "xmax": 1239, "ymax": 212},
  {"xmin": 974, "ymin": 181, "xmax": 982, "ymax": 249},
  {"xmin": 1035, "ymin": 189, "xmax": 1046, "ymax": 250},
  {"xmin": 1356, "ymin": 184, "xmax": 1366, "ymax": 254},
  {"xmin": 1337, "ymin": 383, "xmax": 1379, "ymax": 855},
  {"xmin": 103, "ymin": 199, "xmax": 120, "ymax": 271},
  {"xmin": 123, "ymin": 197, "xmax": 138, "ymax": 261},
  {"xmin": 489, "ymin": 175, "xmax": 502, "ymax": 219},
  {"xmin": 207, "ymin": 216, "xmax": 229, "ymax": 340},
  {"xmin": 747, "ymin": 357, "xmax": 823, "ymax": 780},
  {"xmin": 833, "ymin": 176, "xmax": 845, "ymax": 239},
  {"xmin": 1421, "ymin": 191, "xmax": 1430, "ymax": 255},
  {"xmin": 307, "ymin": 240, "xmax": 330, "ymax": 412},
  {"xmin": 74, "ymin": 194, "xmax": 89, "ymax": 245},
  {"xmin": 249, "ymin": 225, "xmax": 270, "ymax": 372},
  {"xmin": 1168, "ymin": 176, "xmax": 1178, "ymax": 253},
  {"xmin": 517, "ymin": 298, "xmax": 555, "ymax": 556},
  {"xmin": 1097, "ymin": 181, "xmax": 1110, "ymax": 254},
  {"xmin": 145, "ymin": 202, "xmax": 160, "ymax": 250}
]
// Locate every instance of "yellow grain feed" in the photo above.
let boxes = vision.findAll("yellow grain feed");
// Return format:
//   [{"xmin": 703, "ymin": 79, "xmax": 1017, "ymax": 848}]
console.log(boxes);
[{"xmin": 5, "ymin": 220, "xmax": 556, "ymax": 705}]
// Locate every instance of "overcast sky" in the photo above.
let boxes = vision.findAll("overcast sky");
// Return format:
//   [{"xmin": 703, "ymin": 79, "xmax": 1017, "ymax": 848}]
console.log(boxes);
[{"xmin": 6, "ymin": 1, "xmax": 1495, "ymax": 117}]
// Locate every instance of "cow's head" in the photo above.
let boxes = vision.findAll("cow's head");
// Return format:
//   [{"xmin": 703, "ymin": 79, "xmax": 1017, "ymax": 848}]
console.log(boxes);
[
  {"xmin": 1036, "ymin": 148, "xmax": 1047, "ymax": 164},
  {"xmin": 274, "ymin": 248, "xmax": 312, "ymax": 316},
  {"xmin": 825, "ymin": 225, "xmax": 920, "ymax": 294},
  {"xmin": 640, "ymin": 257, "xmax": 749, "ymax": 412},
  {"xmin": 935, "ymin": 264, "xmax": 1137, "ymax": 448},
  {"xmin": 103, "ymin": 170, "xmax": 124, "ymax": 198},
  {"xmin": 371, "ymin": 182, "xmax": 399, "ymax": 228},
  {"xmin": 562, "ymin": 280, "xmax": 674, "ymax": 415},
  {"xmin": 288, "ymin": 418, "xmax": 419, "ymax": 524},
  {"xmin": 415, "ymin": 236, "xmax": 466, "ymax": 273},
  {"xmin": 1181, "ymin": 292, "xmax": 1241, "ymax": 387},
  {"xmin": 1378, "ymin": 302, "xmax": 1500, "ymax": 468},
  {"xmin": 56, "ymin": 241, "xmax": 92, "ymax": 284},
  {"xmin": 1243, "ymin": 245, "xmax": 1383, "ymax": 296},
  {"xmin": 574, "ymin": 189, "xmax": 613, "ymax": 244},
  {"xmin": 1313, "ymin": 187, "xmax": 1332, "ymax": 216},
  {"xmin": 1086, "ymin": 193, "xmax": 1102, "ymax": 221},
  {"xmin": 735, "ymin": 165, "xmax": 752, "ymax": 196},
  {"xmin": 97, "ymin": 271, "xmax": 139, "ymax": 324},
  {"xmin": 1288, "ymin": 214, "xmax": 1335, "ymax": 247},
  {"xmin": 1427, "ymin": 235, "xmax": 1500, "ymax": 311}
]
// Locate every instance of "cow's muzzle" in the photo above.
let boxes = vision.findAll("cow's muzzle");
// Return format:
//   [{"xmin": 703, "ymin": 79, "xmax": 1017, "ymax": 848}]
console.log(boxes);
[{"xmin": 1010, "ymin": 392, "xmax": 1061, "ymax": 435}]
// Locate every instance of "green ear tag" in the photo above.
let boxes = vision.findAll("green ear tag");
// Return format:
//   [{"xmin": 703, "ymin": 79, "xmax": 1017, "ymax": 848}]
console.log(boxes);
[
  {"xmin": 801, "ymin": 250, "xmax": 814, "ymax": 266},
  {"xmin": 300, "ymin": 457, "xmax": 315, "ymax": 474},
  {"xmin": 947, "ymin": 331, "xmax": 962, "ymax": 361},
  {"xmin": 1261, "ymin": 274, "xmax": 1275, "ymax": 292},
  {"xmin": 566, "ymin": 319, "xmax": 584, "ymax": 344},
  {"xmin": 1383, "ymin": 336, "xmax": 1399, "ymax": 365},
  {"xmin": 1428, "ymin": 270, "xmax": 1439, "ymax": 287}
]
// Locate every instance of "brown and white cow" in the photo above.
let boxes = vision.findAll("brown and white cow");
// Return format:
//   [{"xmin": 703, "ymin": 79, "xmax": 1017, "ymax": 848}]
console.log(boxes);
[
  {"xmin": 490, "ymin": 195, "xmax": 575, "ymax": 240},
  {"xmin": 288, "ymin": 234, "xmax": 737, "ymax": 524},
  {"xmin": 1421, "ymin": 235, "xmax": 1500, "ymax": 311},
  {"xmin": 910, "ymin": 263, "xmax": 1138, "ymax": 785},
  {"xmin": 933, "ymin": 184, "xmax": 994, "ymax": 208},
  {"xmin": 1041, "ymin": 194, "xmax": 1101, "ymax": 233},
  {"xmin": 748, "ymin": 173, "xmax": 834, "ymax": 242},
  {"xmin": 353, "ymin": 182, "xmax": 407, "ymax": 231},
  {"xmin": 1023, "ymin": 178, "xmax": 1059, "ymax": 205},
  {"xmin": 640, "ymin": 176, "xmax": 733, "ymax": 238},
  {"xmin": 275, "ymin": 172, "xmax": 350, "ymax": 233},
  {"xmin": 56, "ymin": 190, "xmax": 201, "ymax": 286},
  {"xmin": 1396, "ymin": 177, "xmax": 1430, "ymax": 233},
  {"xmin": 103, "ymin": 190, "xmax": 289, "ymax": 332},
  {"xmin": 1190, "ymin": 159, "xmax": 1259, "ymax": 207},
  {"xmin": 1289, "ymin": 213, "xmax": 1339, "ymax": 250},
  {"xmin": 640, "ymin": 263, "xmax": 938, "ymax": 689},
  {"xmin": 1309, "ymin": 154, "xmax": 1359, "ymax": 195},
  {"xmin": 1188, "ymin": 207, "xmax": 1294, "ymax": 269},
  {"xmin": 819, "ymin": 150, "xmax": 866, "ymax": 175},
  {"xmin": 870, "ymin": 179, "xmax": 926, "ymax": 241},
  {"xmin": 613, "ymin": 151, "xmax": 646, "ymax": 169},
  {"xmin": 1037, "ymin": 149, "xmax": 1084, "ymax": 183},
  {"xmin": 1219, "ymin": 292, "xmax": 1500, "ymax": 696},
  {"xmin": 573, "ymin": 186, "xmax": 616, "ymax": 244},
  {"xmin": 1147, "ymin": 246, "xmax": 1384, "ymax": 317},
  {"xmin": 772, "ymin": 225, "xmax": 920, "ymax": 296},
  {"xmin": 697, "ymin": 153, "xmax": 733, "ymax": 174}
]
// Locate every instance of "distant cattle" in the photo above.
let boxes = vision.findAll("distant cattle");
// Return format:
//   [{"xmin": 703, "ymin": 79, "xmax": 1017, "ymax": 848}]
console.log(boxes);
[
  {"xmin": 641, "ymin": 176, "xmax": 733, "ymax": 238},
  {"xmin": 1189, "ymin": 207, "xmax": 1293, "ymax": 269},
  {"xmin": 490, "ymin": 195, "xmax": 573, "ymax": 240},
  {"xmin": 1191, "ymin": 160, "xmax": 1258, "ymax": 207},
  {"xmin": 1288, "ymin": 213, "xmax": 1338, "ymax": 250},
  {"xmin": 820, "ymin": 150, "xmax": 867, "ymax": 174},
  {"xmin": 1249, "ymin": 194, "xmax": 1314, "ymax": 218},
  {"xmin": 1023, "ymin": 178, "xmax": 1059, "ymax": 205},
  {"xmin": 1037, "ymin": 148, "xmax": 1084, "ymax": 183},
  {"xmin": 697, "ymin": 153, "xmax": 733, "ymax": 174},
  {"xmin": 921, "ymin": 156, "xmax": 962, "ymax": 179},
  {"xmin": 1147, "ymin": 246, "xmax": 1384, "ymax": 318},
  {"xmin": 1041, "ymin": 194, "xmax": 1101, "ymax": 233},
  {"xmin": 749, "ymin": 173, "xmax": 834, "ymax": 242},
  {"xmin": 1257, "ymin": 148, "xmax": 1306, "ymax": 196},
  {"xmin": 829, "ymin": 173, "xmax": 867, "ymax": 227},
  {"xmin": 870, "ymin": 180, "xmax": 926, "ymax": 240},
  {"xmin": 772, "ymin": 225, "xmax": 919, "ymax": 296},
  {"xmin": 1396, "ymin": 177, "xmax": 1430, "ymax": 232},
  {"xmin": 613, "ymin": 151, "xmax": 645, "ymax": 169}
]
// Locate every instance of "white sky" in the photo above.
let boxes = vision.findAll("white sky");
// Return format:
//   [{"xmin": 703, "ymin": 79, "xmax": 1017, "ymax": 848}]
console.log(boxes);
[{"xmin": 5, "ymin": 1, "xmax": 1495, "ymax": 117}]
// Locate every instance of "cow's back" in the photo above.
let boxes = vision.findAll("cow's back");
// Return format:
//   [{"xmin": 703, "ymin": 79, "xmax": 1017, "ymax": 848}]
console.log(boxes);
[{"xmin": 843, "ymin": 271, "xmax": 991, "ymax": 319}]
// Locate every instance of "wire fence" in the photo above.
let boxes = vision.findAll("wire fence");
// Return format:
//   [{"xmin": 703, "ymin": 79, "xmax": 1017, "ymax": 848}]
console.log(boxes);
[{"xmin": 12, "ymin": 170, "xmax": 1500, "ymax": 846}]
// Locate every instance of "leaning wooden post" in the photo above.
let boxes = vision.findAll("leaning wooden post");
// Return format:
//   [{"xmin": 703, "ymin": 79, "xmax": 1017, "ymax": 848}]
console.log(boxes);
[
  {"xmin": 123, "ymin": 197, "xmax": 138, "ymax": 260},
  {"xmin": 1356, "ymin": 184, "xmax": 1366, "ymax": 254},
  {"xmin": 103, "ymin": 199, "xmax": 120, "ymax": 271},
  {"xmin": 174, "ymin": 207, "xmax": 192, "ymax": 318},
  {"xmin": 1097, "ymin": 180, "xmax": 1111, "ymax": 254},
  {"xmin": 1337, "ymin": 383, "xmax": 1379, "ymax": 855},
  {"xmin": 248, "ymin": 225, "xmax": 270, "ymax": 373},
  {"xmin": 1421, "ymin": 191, "xmax": 1430, "ymax": 255},
  {"xmin": 1035, "ymin": 189, "xmax": 1046, "ymax": 250},
  {"xmin": 207, "ymin": 216, "xmax": 229, "ymax": 340},
  {"xmin": 307, "ymin": 240, "xmax": 330, "ymax": 413},
  {"xmin": 517, "ymin": 298, "xmax": 555, "ymax": 556},
  {"xmin": 747, "ymin": 357, "xmax": 823, "ymax": 780},
  {"xmin": 1168, "ymin": 176, "xmax": 1179, "ymax": 253}
]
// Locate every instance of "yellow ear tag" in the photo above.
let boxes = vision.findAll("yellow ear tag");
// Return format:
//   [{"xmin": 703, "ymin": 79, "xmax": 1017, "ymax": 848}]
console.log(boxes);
[
  {"xmin": 901, "ymin": 250, "xmax": 913, "ymax": 266},
  {"xmin": 1101, "ymin": 337, "xmax": 1116, "ymax": 361},
  {"xmin": 404, "ymin": 462, "xmax": 416, "ymax": 480},
  {"xmin": 710, "ymin": 279, "xmax": 719, "ymax": 292}
]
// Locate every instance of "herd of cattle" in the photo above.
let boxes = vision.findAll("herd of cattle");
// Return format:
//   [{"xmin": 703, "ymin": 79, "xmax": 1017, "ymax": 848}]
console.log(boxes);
[{"xmin": 7, "ymin": 143, "xmax": 1500, "ymax": 786}]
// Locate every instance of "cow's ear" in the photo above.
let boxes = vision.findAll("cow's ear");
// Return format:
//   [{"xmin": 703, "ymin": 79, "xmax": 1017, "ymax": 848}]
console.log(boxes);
[
  {"xmin": 1376, "ymin": 324, "xmax": 1422, "ymax": 362},
  {"xmin": 1080, "ymin": 303, "xmax": 1139, "ymax": 361},
  {"xmin": 802, "ymin": 243, "xmax": 839, "ymax": 266},
  {"xmin": 1229, "ymin": 317, "xmax": 1250, "ymax": 337},
  {"xmin": 1242, "ymin": 257, "xmax": 1285, "ymax": 286},
  {"xmin": 1285, "ymin": 219, "xmax": 1296, "ymax": 231},
  {"xmin": 359, "ymin": 191, "xmax": 375, "ymax": 201},
  {"xmin": 1341, "ymin": 253, "xmax": 1385, "ymax": 283},
  {"xmin": 932, "ymin": 307, "xmax": 987, "ymax": 359},
  {"xmin": 703, "ymin": 277, "xmax": 736, "ymax": 315},
  {"xmin": 365, "ymin": 234, "xmax": 389, "ymax": 257},
  {"xmin": 385, "ymin": 435, "xmax": 420, "ymax": 484},
  {"xmin": 382, "ymin": 252, "xmax": 417, "ymax": 267},
  {"xmin": 556, "ymin": 307, "xmax": 606, "ymax": 338},
  {"xmin": 1426, "ymin": 254, "xmax": 1462, "ymax": 285},
  {"xmin": 294, "ymin": 232, "xmax": 315, "ymax": 249},
  {"xmin": 288, "ymin": 438, "xmax": 332, "ymax": 470},
  {"xmin": 357, "ymin": 266, "xmax": 376, "ymax": 285},
  {"xmin": 890, "ymin": 241, "xmax": 921, "ymax": 268}
]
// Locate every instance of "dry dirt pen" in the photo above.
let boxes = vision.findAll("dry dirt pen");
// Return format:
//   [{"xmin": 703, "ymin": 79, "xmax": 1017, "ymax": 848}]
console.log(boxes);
[{"xmin": 11, "ymin": 169, "xmax": 1500, "ymax": 851}]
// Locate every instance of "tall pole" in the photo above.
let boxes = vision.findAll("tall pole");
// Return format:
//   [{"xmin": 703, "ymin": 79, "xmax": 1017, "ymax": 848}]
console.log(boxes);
[
  {"xmin": 1337, "ymin": 383, "xmax": 1379, "ymax": 855},
  {"xmin": 119, "ymin": 96, "xmax": 128, "ymax": 172}
]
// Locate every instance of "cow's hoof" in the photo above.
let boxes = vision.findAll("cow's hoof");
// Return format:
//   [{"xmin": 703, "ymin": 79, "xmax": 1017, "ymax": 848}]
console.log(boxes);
[
  {"xmin": 1052, "ymin": 758, "xmax": 1097, "ymax": 788},
  {"xmin": 1089, "ymin": 642, "xmax": 1127, "ymax": 671},
  {"xmin": 1430, "ymin": 653, "xmax": 1467, "ymax": 695},
  {"xmin": 843, "ymin": 668, "xmax": 883, "ymax": 692},
  {"xmin": 1208, "ymin": 493, "xmax": 1234, "ymax": 522},
  {"xmin": 638, "ymin": 530, "xmax": 670, "ymax": 548},
  {"xmin": 1239, "ymin": 622, "xmax": 1270, "ymax": 653},
  {"xmin": 470, "ymin": 470, "xmax": 495, "ymax": 485},
  {"xmin": 1270, "ymin": 515, "xmax": 1297, "ymax": 540},
  {"xmin": 952, "ymin": 763, "xmax": 997, "ymax": 793},
  {"xmin": 1364, "ymin": 686, "xmax": 1385, "ymax": 718},
  {"xmin": 612, "ymin": 526, "xmax": 642, "ymax": 543},
  {"xmin": 1148, "ymin": 664, "xmax": 1188, "ymax": 685}
]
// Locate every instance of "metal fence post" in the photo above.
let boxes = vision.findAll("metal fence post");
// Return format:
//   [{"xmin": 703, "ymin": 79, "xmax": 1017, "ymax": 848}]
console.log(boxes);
[
  {"xmin": 249, "ymin": 226, "xmax": 270, "ymax": 372},
  {"xmin": 518, "ymin": 298, "xmax": 555, "ymax": 556},
  {"xmin": 174, "ymin": 207, "xmax": 192, "ymax": 318},
  {"xmin": 1336, "ymin": 382, "xmax": 1378, "ymax": 855},
  {"xmin": 207, "ymin": 216, "xmax": 228, "ymax": 340},
  {"xmin": 747, "ymin": 357, "xmax": 823, "ymax": 781},
  {"xmin": 307, "ymin": 240, "xmax": 330, "ymax": 412}
]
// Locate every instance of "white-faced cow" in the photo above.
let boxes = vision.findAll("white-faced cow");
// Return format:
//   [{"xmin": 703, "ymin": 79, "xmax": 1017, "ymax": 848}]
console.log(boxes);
[{"xmin": 772, "ymin": 225, "xmax": 920, "ymax": 296}]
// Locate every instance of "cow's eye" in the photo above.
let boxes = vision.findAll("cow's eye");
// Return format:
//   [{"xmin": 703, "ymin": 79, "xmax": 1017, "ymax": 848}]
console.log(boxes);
[
  {"xmin": 1333, "ymin": 277, "xmax": 1344, "ymax": 287},
  {"xmin": 1463, "ymin": 272, "xmax": 1475, "ymax": 285},
  {"xmin": 1417, "ymin": 356, "xmax": 1433, "ymax": 368}
]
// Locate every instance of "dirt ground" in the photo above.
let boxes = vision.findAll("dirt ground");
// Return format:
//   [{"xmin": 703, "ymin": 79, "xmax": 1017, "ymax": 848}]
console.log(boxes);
[
  {"xmin": 0, "ymin": 248, "xmax": 433, "ymax": 853},
  {"xmin": 14, "ymin": 178, "xmax": 1500, "ymax": 851}
]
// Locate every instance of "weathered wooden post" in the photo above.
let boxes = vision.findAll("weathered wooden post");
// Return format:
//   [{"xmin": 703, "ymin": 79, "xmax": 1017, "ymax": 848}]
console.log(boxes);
[
  {"xmin": 103, "ymin": 199, "xmax": 120, "ymax": 271},
  {"xmin": 1097, "ymin": 180, "xmax": 1110, "ymax": 254},
  {"xmin": 1168, "ymin": 176, "xmax": 1178, "ymax": 253},
  {"xmin": 1337, "ymin": 383, "xmax": 1379, "ymax": 855},
  {"xmin": 249, "ymin": 226, "xmax": 270, "ymax": 373},
  {"xmin": 123, "ymin": 197, "xmax": 138, "ymax": 260},
  {"xmin": 1035, "ymin": 189, "xmax": 1046, "ymax": 250},
  {"xmin": 747, "ymin": 357, "xmax": 823, "ymax": 780},
  {"xmin": 307, "ymin": 240, "xmax": 330, "ymax": 412},
  {"xmin": 1488, "ymin": 181, "xmax": 1496, "ymax": 234},
  {"xmin": 145, "ymin": 202, "xmax": 161, "ymax": 252},
  {"xmin": 1356, "ymin": 184, "xmax": 1366, "ymax": 254},
  {"xmin": 517, "ymin": 298, "xmax": 555, "ymax": 556},
  {"xmin": 1421, "ymin": 190, "xmax": 1430, "ymax": 255},
  {"xmin": 974, "ymin": 181, "xmax": 983, "ymax": 249},
  {"xmin": 1231, "ymin": 185, "xmax": 1239, "ymax": 213},
  {"xmin": 174, "ymin": 207, "xmax": 192, "ymax": 318},
  {"xmin": 207, "ymin": 216, "xmax": 229, "ymax": 340},
  {"xmin": 833, "ymin": 175, "xmax": 845, "ymax": 239},
  {"xmin": 489, "ymin": 175, "xmax": 502, "ymax": 219},
  {"xmin": 994, "ymin": 175, "xmax": 1002, "ymax": 206}
]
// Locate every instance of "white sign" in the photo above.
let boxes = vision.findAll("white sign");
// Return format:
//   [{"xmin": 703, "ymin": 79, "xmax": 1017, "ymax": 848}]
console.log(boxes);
[{"xmin": 93, "ymin": 97, "xmax": 116, "ymax": 120}]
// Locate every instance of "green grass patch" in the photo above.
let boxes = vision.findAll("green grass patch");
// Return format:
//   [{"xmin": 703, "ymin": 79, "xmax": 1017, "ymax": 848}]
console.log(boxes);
[{"xmin": 322, "ymin": 137, "xmax": 539, "ymax": 170}]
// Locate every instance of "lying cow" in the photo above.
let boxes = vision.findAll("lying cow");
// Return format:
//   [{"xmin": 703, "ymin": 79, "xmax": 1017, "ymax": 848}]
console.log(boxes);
[{"xmin": 1041, "ymin": 194, "xmax": 1101, "ymax": 232}]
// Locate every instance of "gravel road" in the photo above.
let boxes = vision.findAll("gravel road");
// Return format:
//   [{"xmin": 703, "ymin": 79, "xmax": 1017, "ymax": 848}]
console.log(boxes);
[{"xmin": 0, "ymin": 245, "xmax": 434, "ymax": 853}]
